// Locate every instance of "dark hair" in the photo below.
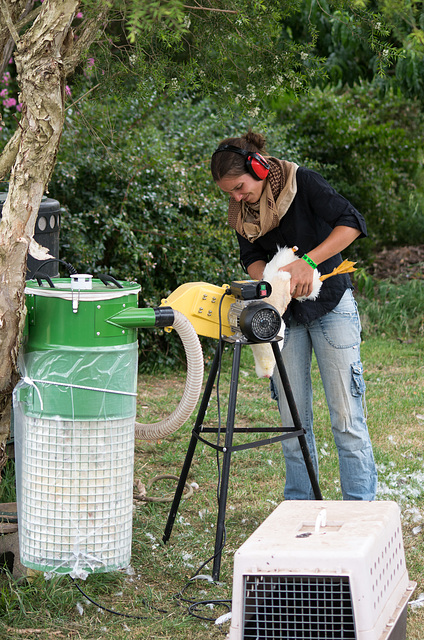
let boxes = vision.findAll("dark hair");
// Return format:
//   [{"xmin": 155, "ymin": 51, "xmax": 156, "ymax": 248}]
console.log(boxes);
[{"xmin": 211, "ymin": 131, "xmax": 267, "ymax": 182}]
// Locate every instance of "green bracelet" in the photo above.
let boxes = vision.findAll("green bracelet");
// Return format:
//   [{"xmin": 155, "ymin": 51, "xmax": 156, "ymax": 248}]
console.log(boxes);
[{"xmin": 301, "ymin": 253, "xmax": 317, "ymax": 270}]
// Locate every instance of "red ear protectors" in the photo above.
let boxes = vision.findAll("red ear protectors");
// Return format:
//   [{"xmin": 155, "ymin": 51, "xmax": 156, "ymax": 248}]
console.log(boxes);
[{"xmin": 213, "ymin": 144, "xmax": 270, "ymax": 181}]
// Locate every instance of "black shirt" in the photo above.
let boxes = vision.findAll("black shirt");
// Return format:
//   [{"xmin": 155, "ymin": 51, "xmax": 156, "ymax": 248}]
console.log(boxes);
[{"xmin": 235, "ymin": 166, "xmax": 367, "ymax": 324}]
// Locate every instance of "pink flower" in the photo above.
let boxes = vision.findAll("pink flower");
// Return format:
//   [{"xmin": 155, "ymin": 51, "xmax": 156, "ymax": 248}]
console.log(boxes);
[
  {"xmin": 3, "ymin": 97, "xmax": 16, "ymax": 108},
  {"xmin": 16, "ymin": 103, "xmax": 22, "ymax": 112},
  {"xmin": 87, "ymin": 57, "xmax": 95, "ymax": 68},
  {"xmin": 76, "ymin": 11, "xmax": 83, "ymax": 18},
  {"xmin": 0, "ymin": 89, "xmax": 8, "ymax": 97},
  {"xmin": 65, "ymin": 85, "xmax": 72, "ymax": 96}
]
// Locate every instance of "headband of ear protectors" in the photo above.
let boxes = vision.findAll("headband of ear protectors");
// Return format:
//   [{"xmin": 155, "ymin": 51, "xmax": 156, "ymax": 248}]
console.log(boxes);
[{"xmin": 213, "ymin": 144, "xmax": 270, "ymax": 181}]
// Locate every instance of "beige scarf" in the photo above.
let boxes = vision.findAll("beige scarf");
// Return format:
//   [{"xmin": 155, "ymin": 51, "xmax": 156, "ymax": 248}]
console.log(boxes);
[{"xmin": 228, "ymin": 158, "xmax": 298, "ymax": 242}]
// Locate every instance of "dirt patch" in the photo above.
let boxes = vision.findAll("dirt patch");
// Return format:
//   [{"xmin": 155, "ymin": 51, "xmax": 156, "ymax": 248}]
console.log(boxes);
[{"xmin": 370, "ymin": 245, "xmax": 424, "ymax": 280}]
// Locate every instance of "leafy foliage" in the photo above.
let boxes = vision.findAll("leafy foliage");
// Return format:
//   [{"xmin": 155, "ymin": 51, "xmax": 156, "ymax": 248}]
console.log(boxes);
[
  {"xmin": 48, "ymin": 81, "xmax": 424, "ymax": 367},
  {"xmin": 1, "ymin": 1, "xmax": 421, "ymax": 370},
  {"xmin": 355, "ymin": 270, "xmax": 424, "ymax": 337},
  {"xmin": 49, "ymin": 94, "xmax": 301, "ymax": 367},
  {"xmin": 271, "ymin": 84, "xmax": 424, "ymax": 258},
  {"xmin": 282, "ymin": 0, "xmax": 424, "ymax": 100},
  {"xmin": 123, "ymin": 0, "xmax": 327, "ymax": 107}
]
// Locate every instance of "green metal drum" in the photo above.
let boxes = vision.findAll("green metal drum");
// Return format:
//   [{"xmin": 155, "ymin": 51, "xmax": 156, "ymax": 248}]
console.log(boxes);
[{"xmin": 14, "ymin": 276, "xmax": 155, "ymax": 576}]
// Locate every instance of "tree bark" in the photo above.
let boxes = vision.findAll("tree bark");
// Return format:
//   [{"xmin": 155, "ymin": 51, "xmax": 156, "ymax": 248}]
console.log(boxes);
[
  {"xmin": 0, "ymin": 0, "xmax": 109, "ymax": 472},
  {"xmin": 0, "ymin": 0, "xmax": 35, "ymax": 76}
]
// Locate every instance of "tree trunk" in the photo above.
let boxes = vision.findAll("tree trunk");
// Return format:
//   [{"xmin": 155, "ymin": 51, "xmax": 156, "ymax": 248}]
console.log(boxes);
[
  {"xmin": 0, "ymin": 0, "xmax": 36, "ymax": 77},
  {"xmin": 0, "ymin": 0, "xmax": 108, "ymax": 472}
]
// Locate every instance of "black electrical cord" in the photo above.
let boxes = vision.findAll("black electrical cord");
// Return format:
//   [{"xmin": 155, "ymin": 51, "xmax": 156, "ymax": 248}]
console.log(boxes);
[
  {"xmin": 173, "ymin": 289, "xmax": 233, "ymax": 624},
  {"xmin": 188, "ymin": 599, "xmax": 231, "ymax": 624},
  {"xmin": 30, "ymin": 257, "xmax": 78, "ymax": 277},
  {"xmin": 175, "ymin": 577, "xmax": 232, "ymax": 623},
  {"xmin": 214, "ymin": 289, "xmax": 229, "ymax": 545},
  {"xmin": 70, "ymin": 289, "xmax": 233, "ymax": 627},
  {"xmin": 69, "ymin": 575, "xmax": 168, "ymax": 620}
]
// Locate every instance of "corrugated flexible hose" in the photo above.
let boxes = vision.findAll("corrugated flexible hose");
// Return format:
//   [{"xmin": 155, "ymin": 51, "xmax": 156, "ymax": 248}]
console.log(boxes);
[{"xmin": 134, "ymin": 310, "xmax": 204, "ymax": 440}]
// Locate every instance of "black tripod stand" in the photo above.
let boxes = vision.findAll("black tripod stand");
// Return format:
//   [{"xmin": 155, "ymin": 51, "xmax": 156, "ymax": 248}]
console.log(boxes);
[{"xmin": 163, "ymin": 336, "xmax": 322, "ymax": 581}]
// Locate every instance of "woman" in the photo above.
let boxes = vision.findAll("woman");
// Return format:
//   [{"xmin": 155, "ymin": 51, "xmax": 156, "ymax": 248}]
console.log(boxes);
[{"xmin": 210, "ymin": 130, "xmax": 377, "ymax": 501}]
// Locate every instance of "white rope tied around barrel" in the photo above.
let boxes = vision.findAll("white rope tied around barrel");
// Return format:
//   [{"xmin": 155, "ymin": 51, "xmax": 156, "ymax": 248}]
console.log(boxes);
[{"xmin": 135, "ymin": 310, "xmax": 204, "ymax": 440}]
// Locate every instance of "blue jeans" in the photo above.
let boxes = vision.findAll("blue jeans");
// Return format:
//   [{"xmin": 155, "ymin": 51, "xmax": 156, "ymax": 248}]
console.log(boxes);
[{"xmin": 270, "ymin": 289, "xmax": 377, "ymax": 501}]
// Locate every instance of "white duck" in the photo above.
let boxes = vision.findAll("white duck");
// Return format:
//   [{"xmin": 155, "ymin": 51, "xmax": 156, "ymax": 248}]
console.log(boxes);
[{"xmin": 250, "ymin": 246, "xmax": 355, "ymax": 378}]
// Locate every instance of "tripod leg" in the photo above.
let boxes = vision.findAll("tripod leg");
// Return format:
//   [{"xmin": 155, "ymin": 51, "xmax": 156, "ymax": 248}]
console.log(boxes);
[
  {"xmin": 163, "ymin": 342, "xmax": 223, "ymax": 544},
  {"xmin": 271, "ymin": 341, "xmax": 323, "ymax": 500},
  {"xmin": 212, "ymin": 340, "xmax": 242, "ymax": 581}
]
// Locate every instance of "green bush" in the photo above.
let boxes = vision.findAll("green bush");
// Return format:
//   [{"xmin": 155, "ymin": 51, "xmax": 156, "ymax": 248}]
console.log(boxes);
[
  {"xmin": 48, "ymin": 88, "xmax": 424, "ymax": 365},
  {"xmin": 49, "ymin": 96, "xmax": 301, "ymax": 367},
  {"xmin": 271, "ymin": 85, "xmax": 424, "ymax": 260},
  {"xmin": 355, "ymin": 270, "xmax": 424, "ymax": 338}
]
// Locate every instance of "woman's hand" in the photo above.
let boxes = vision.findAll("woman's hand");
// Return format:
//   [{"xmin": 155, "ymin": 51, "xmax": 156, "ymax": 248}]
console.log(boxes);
[
  {"xmin": 279, "ymin": 259, "xmax": 314, "ymax": 298},
  {"xmin": 281, "ymin": 226, "xmax": 362, "ymax": 298}
]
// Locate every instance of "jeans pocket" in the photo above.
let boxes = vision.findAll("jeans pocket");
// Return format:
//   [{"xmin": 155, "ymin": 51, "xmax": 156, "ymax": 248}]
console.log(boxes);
[
  {"xmin": 351, "ymin": 361, "xmax": 366, "ymax": 397},
  {"xmin": 320, "ymin": 290, "xmax": 362, "ymax": 349}
]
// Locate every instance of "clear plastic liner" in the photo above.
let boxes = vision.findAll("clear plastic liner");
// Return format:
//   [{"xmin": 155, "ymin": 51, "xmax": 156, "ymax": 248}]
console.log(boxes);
[{"xmin": 13, "ymin": 343, "xmax": 138, "ymax": 577}]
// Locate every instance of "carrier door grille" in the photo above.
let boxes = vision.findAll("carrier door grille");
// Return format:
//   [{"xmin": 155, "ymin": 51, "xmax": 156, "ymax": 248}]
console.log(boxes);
[{"xmin": 243, "ymin": 574, "xmax": 356, "ymax": 639}]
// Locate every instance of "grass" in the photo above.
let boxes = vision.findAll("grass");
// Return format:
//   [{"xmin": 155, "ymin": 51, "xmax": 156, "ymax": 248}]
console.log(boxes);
[
  {"xmin": 0, "ymin": 330, "xmax": 423, "ymax": 639},
  {"xmin": 354, "ymin": 270, "xmax": 424, "ymax": 338},
  {"xmin": 1, "ymin": 269, "xmax": 424, "ymax": 638},
  {"xmin": 0, "ymin": 459, "xmax": 16, "ymax": 503}
]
